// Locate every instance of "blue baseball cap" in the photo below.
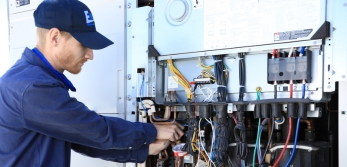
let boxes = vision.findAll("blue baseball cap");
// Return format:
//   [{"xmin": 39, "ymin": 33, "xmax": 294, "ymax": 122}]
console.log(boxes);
[{"xmin": 34, "ymin": 0, "xmax": 114, "ymax": 50}]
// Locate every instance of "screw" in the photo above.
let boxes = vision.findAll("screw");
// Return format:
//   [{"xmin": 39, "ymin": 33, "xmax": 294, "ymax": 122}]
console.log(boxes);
[
  {"xmin": 313, "ymin": 41, "xmax": 317, "ymax": 44},
  {"xmin": 327, "ymin": 85, "xmax": 331, "ymax": 89},
  {"xmin": 342, "ymin": 75, "xmax": 346, "ymax": 79},
  {"xmin": 127, "ymin": 3, "xmax": 131, "ymax": 8},
  {"xmin": 256, "ymin": 87, "xmax": 262, "ymax": 92},
  {"xmin": 132, "ymin": 86, "xmax": 135, "ymax": 89},
  {"xmin": 127, "ymin": 95, "xmax": 132, "ymax": 101},
  {"xmin": 248, "ymin": 48, "xmax": 251, "ymax": 52},
  {"xmin": 119, "ymin": 5, "xmax": 121, "ymax": 8},
  {"xmin": 118, "ymin": 97, "xmax": 122, "ymax": 100},
  {"xmin": 127, "ymin": 21, "xmax": 132, "ymax": 27},
  {"xmin": 127, "ymin": 74, "xmax": 132, "ymax": 80},
  {"xmin": 342, "ymin": 111, "xmax": 345, "ymax": 114}
]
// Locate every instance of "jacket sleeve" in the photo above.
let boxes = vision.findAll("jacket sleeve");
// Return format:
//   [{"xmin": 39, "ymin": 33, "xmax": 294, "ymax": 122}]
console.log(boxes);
[
  {"xmin": 21, "ymin": 81, "xmax": 157, "ymax": 151},
  {"xmin": 71, "ymin": 143, "xmax": 149, "ymax": 163}
]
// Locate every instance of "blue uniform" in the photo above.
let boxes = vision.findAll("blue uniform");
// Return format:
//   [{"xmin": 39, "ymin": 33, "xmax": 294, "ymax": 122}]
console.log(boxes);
[{"xmin": 0, "ymin": 48, "xmax": 157, "ymax": 167}]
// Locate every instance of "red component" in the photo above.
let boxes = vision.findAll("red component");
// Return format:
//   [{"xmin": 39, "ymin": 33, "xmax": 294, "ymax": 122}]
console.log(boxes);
[
  {"xmin": 273, "ymin": 117, "xmax": 292, "ymax": 167},
  {"xmin": 273, "ymin": 49, "xmax": 278, "ymax": 58},
  {"xmin": 189, "ymin": 82, "xmax": 195, "ymax": 85}
]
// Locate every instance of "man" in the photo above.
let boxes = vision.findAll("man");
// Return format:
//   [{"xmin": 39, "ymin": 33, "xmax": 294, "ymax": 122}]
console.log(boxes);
[{"xmin": 0, "ymin": 0, "xmax": 184, "ymax": 166}]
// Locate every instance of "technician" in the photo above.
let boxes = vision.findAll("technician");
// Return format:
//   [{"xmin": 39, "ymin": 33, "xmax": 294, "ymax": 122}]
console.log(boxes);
[{"xmin": 0, "ymin": 0, "xmax": 184, "ymax": 166}]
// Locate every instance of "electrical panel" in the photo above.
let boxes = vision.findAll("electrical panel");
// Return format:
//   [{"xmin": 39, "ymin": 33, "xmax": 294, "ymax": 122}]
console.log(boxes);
[{"xmin": 126, "ymin": 0, "xmax": 347, "ymax": 166}]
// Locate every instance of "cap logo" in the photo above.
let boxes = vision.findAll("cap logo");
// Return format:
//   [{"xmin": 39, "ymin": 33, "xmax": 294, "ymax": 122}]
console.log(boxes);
[{"xmin": 84, "ymin": 11, "xmax": 95, "ymax": 26}]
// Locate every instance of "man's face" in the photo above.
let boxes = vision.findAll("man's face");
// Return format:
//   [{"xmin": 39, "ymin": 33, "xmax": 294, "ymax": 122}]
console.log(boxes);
[{"xmin": 56, "ymin": 35, "xmax": 93, "ymax": 74}]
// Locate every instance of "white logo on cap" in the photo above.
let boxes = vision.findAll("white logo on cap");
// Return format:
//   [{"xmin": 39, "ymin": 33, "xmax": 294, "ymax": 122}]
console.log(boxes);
[{"xmin": 84, "ymin": 11, "xmax": 95, "ymax": 26}]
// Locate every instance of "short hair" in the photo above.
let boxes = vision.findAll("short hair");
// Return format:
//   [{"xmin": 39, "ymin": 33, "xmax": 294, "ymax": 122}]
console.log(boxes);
[{"xmin": 36, "ymin": 28, "xmax": 71, "ymax": 47}]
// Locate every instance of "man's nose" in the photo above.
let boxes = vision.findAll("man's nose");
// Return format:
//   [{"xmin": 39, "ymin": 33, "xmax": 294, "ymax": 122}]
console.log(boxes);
[{"xmin": 85, "ymin": 48, "xmax": 94, "ymax": 60}]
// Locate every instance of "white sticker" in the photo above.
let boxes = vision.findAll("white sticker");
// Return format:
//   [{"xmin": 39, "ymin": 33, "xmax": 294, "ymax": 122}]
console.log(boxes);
[
  {"xmin": 192, "ymin": 0, "xmax": 204, "ymax": 9},
  {"xmin": 168, "ymin": 76, "xmax": 179, "ymax": 89}
]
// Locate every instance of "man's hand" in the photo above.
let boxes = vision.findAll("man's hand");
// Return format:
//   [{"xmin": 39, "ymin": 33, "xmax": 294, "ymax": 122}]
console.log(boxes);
[
  {"xmin": 148, "ymin": 139, "xmax": 170, "ymax": 155},
  {"xmin": 153, "ymin": 123, "xmax": 184, "ymax": 141}
]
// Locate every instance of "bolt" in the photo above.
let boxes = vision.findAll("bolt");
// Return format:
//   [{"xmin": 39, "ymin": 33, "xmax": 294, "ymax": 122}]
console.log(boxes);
[
  {"xmin": 342, "ymin": 111, "xmax": 346, "ymax": 114},
  {"xmin": 328, "ymin": 85, "xmax": 331, "ymax": 89},
  {"xmin": 127, "ymin": 21, "xmax": 132, "ymax": 27},
  {"xmin": 127, "ymin": 74, "xmax": 132, "ymax": 80},
  {"xmin": 132, "ymin": 36, "xmax": 135, "ymax": 38},
  {"xmin": 118, "ymin": 97, "xmax": 122, "ymax": 100},
  {"xmin": 132, "ymin": 86, "xmax": 135, "ymax": 89},
  {"xmin": 127, "ymin": 3, "xmax": 131, "ymax": 8},
  {"xmin": 311, "ymin": 92, "xmax": 314, "ymax": 95},
  {"xmin": 342, "ymin": 75, "xmax": 346, "ymax": 79}
]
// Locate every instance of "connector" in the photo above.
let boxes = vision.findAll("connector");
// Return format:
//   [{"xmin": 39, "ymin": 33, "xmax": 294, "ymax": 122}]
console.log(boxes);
[{"xmin": 193, "ymin": 77, "xmax": 214, "ymax": 84}]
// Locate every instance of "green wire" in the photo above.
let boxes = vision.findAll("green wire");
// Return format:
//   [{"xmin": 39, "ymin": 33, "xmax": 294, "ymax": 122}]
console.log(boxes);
[
  {"xmin": 257, "ymin": 91, "xmax": 261, "ymax": 101},
  {"xmin": 253, "ymin": 118, "xmax": 261, "ymax": 167}
]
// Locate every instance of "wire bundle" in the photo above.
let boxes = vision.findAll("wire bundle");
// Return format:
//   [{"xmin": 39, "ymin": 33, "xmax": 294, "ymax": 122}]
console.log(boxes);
[
  {"xmin": 212, "ymin": 55, "xmax": 228, "ymax": 102},
  {"xmin": 212, "ymin": 116, "xmax": 229, "ymax": 165},
  {"xmin": 234, "ymin": 112, "xmax": 248, "ymax": 160},
  {"xmin": 167, "ymin": 59, "xmax": 192, "ymax": 101}
]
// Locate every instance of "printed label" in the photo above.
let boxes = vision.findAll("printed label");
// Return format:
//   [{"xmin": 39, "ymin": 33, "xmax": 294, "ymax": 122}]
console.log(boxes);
[
  {"xmin": 16, "ymin": 0, "xmax": 30, "ymax": 7},
  {"xmin": 274, "ymin": 29, "xmax": 313, "ymax": 41},
  {"xmin": 168, "ymin": 76, "xmax": 178, "ymax": 89}
]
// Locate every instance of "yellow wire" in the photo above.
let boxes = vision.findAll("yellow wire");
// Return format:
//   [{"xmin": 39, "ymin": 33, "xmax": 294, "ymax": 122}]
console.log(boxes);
[
  {"xmin": 198, "ymin": 57, "xmax": 214, "ymax": 71},
  {"xmin": 167, "ymin": 59, "xmax": 192, "ymax": 100}
]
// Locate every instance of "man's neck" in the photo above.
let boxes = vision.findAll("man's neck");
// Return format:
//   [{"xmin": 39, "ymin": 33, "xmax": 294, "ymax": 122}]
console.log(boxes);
[{"xmin": 35, "ymin": 45, "xmax": 64, "ymax": 73}]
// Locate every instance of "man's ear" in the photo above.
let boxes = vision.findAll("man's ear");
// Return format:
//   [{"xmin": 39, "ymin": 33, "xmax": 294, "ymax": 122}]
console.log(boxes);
[{"xmin": 47, "ymin": 28, "xmax": 61, "ymax": 47}]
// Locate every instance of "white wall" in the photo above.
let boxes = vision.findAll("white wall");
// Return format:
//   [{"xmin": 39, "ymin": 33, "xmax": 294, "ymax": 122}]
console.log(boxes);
[{"xmin": 0, "ymin": 0, "xmax": 10, "ymax": 76}]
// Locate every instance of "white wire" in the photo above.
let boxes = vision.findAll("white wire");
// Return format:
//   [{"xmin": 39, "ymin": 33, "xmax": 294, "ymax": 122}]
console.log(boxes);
[
  {"xmin": 199, "ymin": 86, "xmax": 211, "ymax": 102},
  {"xmin": 205, "ymin": 118, "xmax": 217, "ymax": 167},
  {"xmin": 199, "ymin": 118, "xmax": 216, "ymax": 167},
  {"xmin": 199, "ymin": 86, "xmax": 217, "ymax": 102}
]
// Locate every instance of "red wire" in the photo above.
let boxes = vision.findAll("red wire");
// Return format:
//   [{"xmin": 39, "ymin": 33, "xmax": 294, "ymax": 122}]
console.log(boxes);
[
  {"xmin": 273, "ymin": 49, "xmax": 278, "ymax": 58},
  {"xmin": 273, "ymin": 117, "xmax": 292, "ymax": 167},
  {"xmin": 290, "ymin": 84, "xmax": 293, "ymax": 98}
]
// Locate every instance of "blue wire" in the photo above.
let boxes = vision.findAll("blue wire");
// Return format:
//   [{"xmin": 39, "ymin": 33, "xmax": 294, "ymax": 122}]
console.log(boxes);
[
  {"xmin": 139, "ymin": 75, "xmax": 148, "ymax": 113},
  {"xmin": 302, "ymin": 84, "xmax": 306, "ymax": 99},
  {"xmin": 284, "ymin": 117, "xmax": 301, "ymax": 167},
  {"xmin": 241, "ymin": 160, "xmax": 245, "ymax": 167},
  {"xmin": 299, "ymin": 46, "xmax": 305, "ymax": 56}
]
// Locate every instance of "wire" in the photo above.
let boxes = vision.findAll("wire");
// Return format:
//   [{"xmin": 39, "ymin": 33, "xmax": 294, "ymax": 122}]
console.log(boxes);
[
  {"xmin": 198, "ymin": 57, "xmax": 214, "ymax": 71},
  {"xmin": 139, "ymin": 74, "xmax": 148, "ymax": 113},
  {"xmin": 199, "ymin": 119, "xmax": 217, "ymax": 167},
  {"xmin": 213, "ymin": 55, "xmax": 228, "ymax": 102},
  {"xmin": 274, "ymin": 81, "xmax": 277, "ymax": 99},
  {"xmin": 273, "ymin": 117, "xmax": 292, "ymax": 167},
  {"xmin": 289, "ymin": 80, "xmax": 293, "ymax": 98},
  {"xmin": 302, "ymin": 83, "xmax": 306, "ymax": 99},
  {"xmin": 241, "ymin": 160, "xmax": 245, "ymax": 167},
  {"xmin": 167, "ymin": 59, "xmax": 192, "ymax": 101},
  {"xmin": 284, "ymin": 117, "xmax": 300, "ymax": 167},
  {"xmin": 253, "ymin": 118, "xmax": 261, "ymax": 167},
  {"xmin": 260, "ymin": 118, "xmax": 275, "ymax": 165}
]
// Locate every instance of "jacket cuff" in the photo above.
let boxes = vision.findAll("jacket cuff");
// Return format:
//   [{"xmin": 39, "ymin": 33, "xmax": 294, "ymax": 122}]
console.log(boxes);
[
  {"xmin": 142, "ymin": 123, "xmax": 157, "ymax": 144},
  {"xmin": 134, "ymin": 144, "xmax": 150, "ymax": 162}
]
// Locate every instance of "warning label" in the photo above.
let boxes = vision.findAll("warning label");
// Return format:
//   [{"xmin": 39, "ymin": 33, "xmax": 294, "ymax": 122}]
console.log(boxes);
[
  {"xmin": 16, "ymin": 0, "xmax": 30, "ymax": 7},
  {"xmin": 274, "ymin": 29, "xmax": 313, "ymax": 41}
]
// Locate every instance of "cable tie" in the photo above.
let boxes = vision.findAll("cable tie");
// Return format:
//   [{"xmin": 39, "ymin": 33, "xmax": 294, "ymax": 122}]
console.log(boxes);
[
  {"xmin": 214, "ymin": 60, "xmax": 222, "ymax": 62},
  {"xmin": 217, "ymin": 85, "xmax": 227, "ymax": 87}
]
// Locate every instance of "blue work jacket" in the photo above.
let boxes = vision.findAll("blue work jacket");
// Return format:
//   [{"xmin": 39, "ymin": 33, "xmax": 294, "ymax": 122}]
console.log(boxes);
[{"xmin": 0, "ymin": 48, "xmax": 157, "ymax": 167}]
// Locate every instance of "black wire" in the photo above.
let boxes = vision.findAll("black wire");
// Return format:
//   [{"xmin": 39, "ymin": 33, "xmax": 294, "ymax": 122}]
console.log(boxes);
[
  {"xmin": 260, "ymin": 118, "xmax": 275, "ymax": 165},
  {"xmin": 239, "ymin": 55, "xmax": 245, "ymax": 86},
  {"xmin": 213, "ymin": 55, "xmax": 227, "ymax": 102},
  {"xmin": 274, "ymin": 85, "xmax": 277, "ymax": 99},
  {"xmin": 234, "ymin": 112, "xmax": 248, "ymax": 160}
]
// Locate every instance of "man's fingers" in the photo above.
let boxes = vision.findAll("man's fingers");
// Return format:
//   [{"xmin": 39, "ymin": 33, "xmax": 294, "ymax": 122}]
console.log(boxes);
[
  {"xmin": 175, "ymin": 122, "xmax": 184, "ymax": 130},
  {"xmin": 176, "ymin": 126, "xmax": 185, "ymax": 137}
]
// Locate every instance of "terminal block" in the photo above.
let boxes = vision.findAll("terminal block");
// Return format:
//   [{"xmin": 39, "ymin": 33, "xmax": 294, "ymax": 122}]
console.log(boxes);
[{"xmin": 267, "ymin": 50, "xmax": 312, "ymax": 84}]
